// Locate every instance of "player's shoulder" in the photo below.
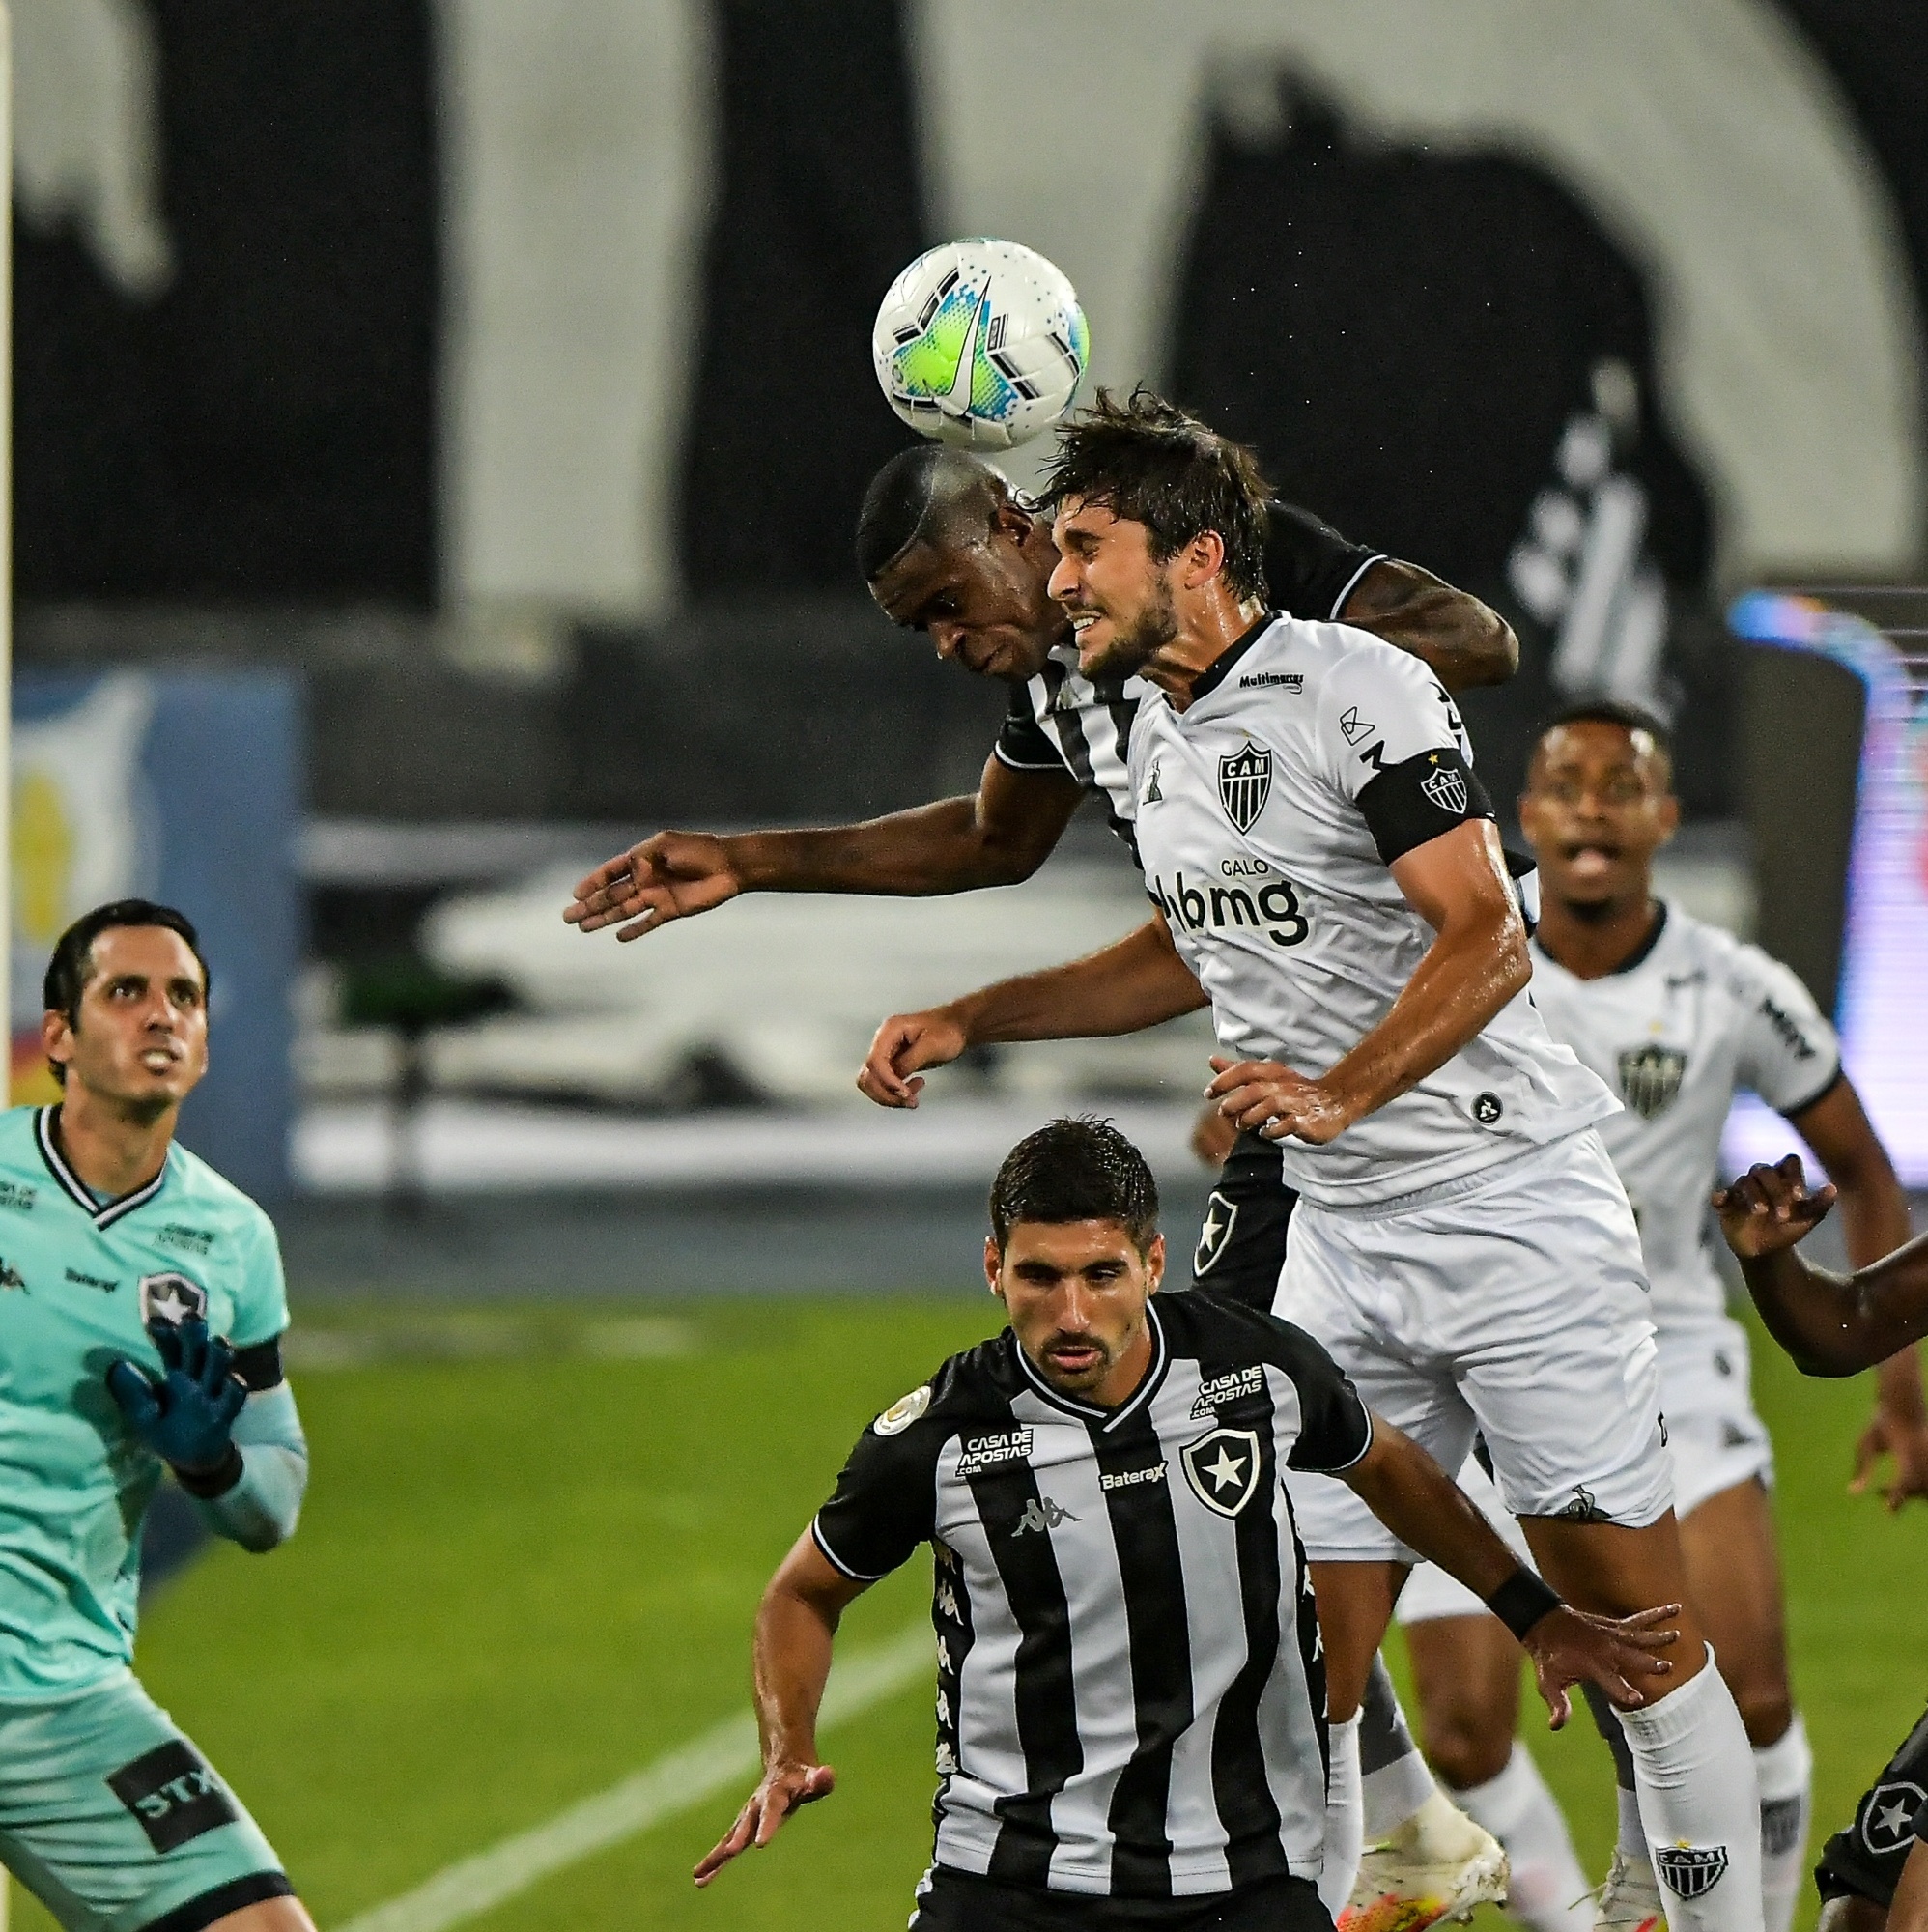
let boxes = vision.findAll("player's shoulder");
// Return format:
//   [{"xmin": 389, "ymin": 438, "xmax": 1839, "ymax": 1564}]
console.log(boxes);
[
  {"xmin": 158, "ymin": 1139, "xmax": 277, "ymax": 1245},
  {"xmin": 1666, "ymin": 909, "xmax": 1813, "ymax": 1008},
  {"xmin": 859, "ymin": 1333, "xmax": 1024, "ymax": 1452},
  {"xmin": 1157, "ymin": 1290, "xmax": 1338, "ymax": 1378},
  {"xmin": 0, "ymin": 1105, "xmax": 50, "ymax": 1179}
]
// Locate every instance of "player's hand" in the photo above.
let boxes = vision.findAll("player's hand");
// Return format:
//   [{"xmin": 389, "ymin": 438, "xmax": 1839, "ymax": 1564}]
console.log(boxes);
[
  {"xmin": 563, "ymin": 831, "xmax": 742, "ymax": 941},
  {"xmin": 1851, "ymin": 1403, "xmax": 1928, "ymax": 1513},
  {"xmin": 1520, "ymin": 1603, "xmax": 1680, "ymax": 1726},
  {"xmin": 106, "ymin": 1317, "xmax": 247, "ymax": 1475},
  {"xmin": 1205, "ymin": 1057, "xmax": 1356, "ymax": 1144},
  {"xmin": 1190, "ymin": 1100, "xmax": 1238, "ymax": 1170},
  {"xmin": 858, "ymin": 1010, "xmax": 968, "ymax": 1109},
  {"xmin": 1713, "ymin": 1154, "xmax": 1837, "ymax": 1258},
  {"xmin": 693, "ymin": 1759, "xmax": 836, "ymax": 1886}
]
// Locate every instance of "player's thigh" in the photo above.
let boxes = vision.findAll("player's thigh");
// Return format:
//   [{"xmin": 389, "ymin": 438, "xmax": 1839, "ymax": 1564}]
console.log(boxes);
[
  {"xmin": 1444, "ymin": 1137, "xmax": 1671, "ymax": 1532},
  {"xmin": 0, "ymin": 1669, "xmax": 294, "ymax": 1932},
  {"xmin": 1519, "ymin": 1511, "xmax": 1710, "ymax": 1675},
  {"xmin": 1815, "ymin": 1704, "xmax": 1928, "ymax": 1915},
  {"xmin": 206, "ymin": 1902, "xmax": 317, "ymax": 1932},
  {"xmin": 1678, "ymin": 1475, "xmax": 1792, "ymax": 1741}
]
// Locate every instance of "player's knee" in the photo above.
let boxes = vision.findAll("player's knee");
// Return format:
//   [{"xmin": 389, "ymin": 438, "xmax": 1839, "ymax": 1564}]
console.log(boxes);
[{"xmin": 1420, "ymin": 1700, "xmax": 1514, "ymax": 1790}]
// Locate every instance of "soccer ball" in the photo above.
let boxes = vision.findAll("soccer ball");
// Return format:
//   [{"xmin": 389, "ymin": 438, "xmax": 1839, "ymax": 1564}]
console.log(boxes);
[{"xmin": 872, "ymin": 239, "xmax": 1090, "ymax": 451}]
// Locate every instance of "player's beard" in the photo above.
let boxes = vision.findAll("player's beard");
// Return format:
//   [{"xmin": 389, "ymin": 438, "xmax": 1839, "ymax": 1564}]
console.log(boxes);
[{"xmin": 1079, "ymin": 578, "xmax": 1179, "ymax": 682}]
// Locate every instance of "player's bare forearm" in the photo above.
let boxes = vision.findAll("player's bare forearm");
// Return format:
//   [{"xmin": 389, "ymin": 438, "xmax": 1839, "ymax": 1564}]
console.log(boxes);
[
  {"xmin": 1323, "ymin": 823, "xmax": 1529, "ymax": 1119},
  {"xmin": 1340, "ymin": 559, "xmax": 1519, "ymax": 694},
  {"xmin": 948, "ymin": 914, "xmax": 1208, "ymax": 1045},
  {"xmin": 695, "ymin": 1536, "xmax": 866, "ymax": 1886},
  {"xmin": 1341, "ymin": 1419, "xmax": 1525, "ymax": 1603},
  {"xmin": 1731, "ymin": 1233, "xmax": 1928, "ymax": 1378},
  {"xmin": 733, "ymin": 760, "xmax": 1083, "ymax": 897}
]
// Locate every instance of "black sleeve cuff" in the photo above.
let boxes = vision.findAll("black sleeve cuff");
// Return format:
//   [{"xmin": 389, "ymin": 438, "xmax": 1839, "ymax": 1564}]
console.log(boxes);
[
  {"xmin": 174, "ymin": 1444, "xmax": 245, "ymax": 1499},
  {"xmin": 1780, "ymin": 1062, "xmax": 1846, "ymax": 1122}
]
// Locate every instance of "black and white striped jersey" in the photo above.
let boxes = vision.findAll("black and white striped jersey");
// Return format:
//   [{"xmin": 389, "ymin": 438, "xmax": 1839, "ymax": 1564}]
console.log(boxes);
[
  {"xmin": 810, "ymin": 1292, "xmax": 1372, "ymax": 1900},
  {"xmin": 993, "ymin": 502, "xmax": 1383, "ymax": 861}
]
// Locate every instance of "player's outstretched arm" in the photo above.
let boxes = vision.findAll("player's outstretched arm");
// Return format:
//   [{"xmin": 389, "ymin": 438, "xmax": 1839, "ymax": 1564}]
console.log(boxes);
[
  {"xmin": 1789, "ymin": 1077, "xmax": 1928, "ymax": 1508},
  {"xmin": 857, "ymin": 914, "xmax": 1208, "ymax": 1108},
  {"xmin": 1717, "ymin": 1155, "xmax": 1928, "ymax": 1378},
  {"xmin": 565, "ymin": 755, "xmax": 1085, "ymax": 941},
  {"xmin": 695, "ymin": 1533, "xmax": 870, "ymax": 1887},
  {"xmin": 1340, "ymin": 1417, "xmax": 1678, "ymax": 1724},
  {"xmin": 1340, "ymin": 558, "xmax": 1519, "ymax": 693},
  {"xmin": 1206, "ymin": 819, "xmax": 1528, "ymax": 1144}
]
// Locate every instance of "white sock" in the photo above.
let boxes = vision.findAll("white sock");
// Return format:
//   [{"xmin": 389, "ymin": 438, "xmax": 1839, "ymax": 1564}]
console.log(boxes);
[
  {"xmin": 1454, "ymin": 1744, "xmax": 1592, "ymax": 1932},
  {"xmin": 1360, "ymin": 1666, "xmax": 1439, "ymax": 1844},
  {"xmin": 1755, "ymin": 1716, "xmax": 1813, "ymax": 1932},
  {"xmin": 1616, "ymin": 1783, "xmax": 1653, "ymax": 1870},
  {"xmin": 1618, "ymin": 1650, "xmax": 1764, "ymax": 1932},
  {"xmin": 1320, "ymin": 1714, "xmax": 1365, "ymax": 1918}
]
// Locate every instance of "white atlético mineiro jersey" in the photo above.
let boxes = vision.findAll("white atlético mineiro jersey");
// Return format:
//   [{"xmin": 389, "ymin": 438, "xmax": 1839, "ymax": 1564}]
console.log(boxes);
[
  {"xmin": 1527, "ymin": 905, "xmax": 1841, "ymax": 1330},
  {"xmin": 1130, "ymin": 614, "xmax": 1616, "ymax": 1208}
]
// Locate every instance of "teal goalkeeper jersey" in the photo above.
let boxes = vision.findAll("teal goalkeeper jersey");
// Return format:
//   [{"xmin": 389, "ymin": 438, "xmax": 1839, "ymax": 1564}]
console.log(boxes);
[{"xmin": 0, "ymin": 1105, "xmax": 290, "ymax": 1698}]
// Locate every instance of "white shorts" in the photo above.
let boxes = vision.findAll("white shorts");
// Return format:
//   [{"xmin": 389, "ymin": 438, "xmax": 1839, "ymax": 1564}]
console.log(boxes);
[
  {"xmin": 1278, "ymin": 1130, "xmax": 1672, "ymax": 1565},
  {"xmin": 1396, "ymin": 1313, "xmax": 1773, "ymax": 1624}
]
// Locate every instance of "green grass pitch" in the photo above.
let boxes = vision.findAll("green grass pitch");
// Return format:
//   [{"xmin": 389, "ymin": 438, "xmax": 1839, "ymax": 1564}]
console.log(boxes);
[{"xmin": 11, "ymin": 1294, "xmax": 1922, "ymax": 1930}]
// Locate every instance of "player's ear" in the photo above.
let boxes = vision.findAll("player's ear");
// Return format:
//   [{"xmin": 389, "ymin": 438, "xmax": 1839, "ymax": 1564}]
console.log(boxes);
[
  {"xmin": 1654, "ymin": 789, "xmax": 1682, "ymax": 845},
  {"xmin": 984, "ymin": 1236, "xmax": 1005, "ymax": 1302},
  {"xmin": 1143, "ymin": 1231, "xmax": 1165, "ymax": 1297},
  {"xmin": 1182, "ymin": 528, "xmax": 1226, "ymax": 590},
  {"xmin": 993, "ymin": 499, "xmax": 1034, "ymax": 546},
  {"xmin": 40, "ymin": 1009, "xmax": 73, "ymax": 1081}
]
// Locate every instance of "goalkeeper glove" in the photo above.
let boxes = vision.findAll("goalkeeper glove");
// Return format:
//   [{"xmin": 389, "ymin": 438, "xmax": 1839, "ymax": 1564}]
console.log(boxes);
[{"xmin": 107, "ymin": 1316, "xmax": 247, "ymax": 1486}]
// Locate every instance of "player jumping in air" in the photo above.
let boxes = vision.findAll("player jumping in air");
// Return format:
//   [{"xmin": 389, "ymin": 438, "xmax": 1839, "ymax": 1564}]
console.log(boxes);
[
  {"xmin": 0, "ymin": 901, "xmax": 315, "ymax": 1932},
  {"xmin": 1715, "ymin": 1160, "xmax": 1928, "ymax": 1932},
  {"xmin": 860, "ymin": 389, "xmax": 1773, "ymax": 1932},
  {"xmin": 1380, "ymin": 703, "xmax": 1922, "ymax": 1932},
  {"xmin": 695, "ymin": 1118, "xmax": 1680, "ymax": 1932},
  {"xmin": 563, "ymin": 443, "xmax": 1522, "ymax": 1928}
]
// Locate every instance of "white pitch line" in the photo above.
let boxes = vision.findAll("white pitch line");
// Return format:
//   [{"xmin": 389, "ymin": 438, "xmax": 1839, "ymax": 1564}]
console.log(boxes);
[{"xmin": 332, "ymin": 1625, "xmax": 931, "ymax": 1932}]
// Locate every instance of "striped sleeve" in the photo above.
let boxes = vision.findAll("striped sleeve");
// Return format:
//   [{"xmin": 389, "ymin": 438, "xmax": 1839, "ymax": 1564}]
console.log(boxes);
[
  {"xmin": 811, "ymin": 1406, "xmax": 943, "ymax": 1582},
  {"xmin": 993, "ymin": 681, "xmax": 1071, "ymax": 773}
]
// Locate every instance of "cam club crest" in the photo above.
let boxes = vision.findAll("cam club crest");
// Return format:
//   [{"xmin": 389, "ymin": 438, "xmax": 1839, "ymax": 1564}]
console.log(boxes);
[
  {"xmin": 138, "ymin": 1272, "xmax": 208, "ymax": 1328},
  {"xmin": 1419, "ymin": 756, "xmax": 1469, "ymax": 815},
  {"xmin": 1193, "ymin": 1190, "xmax": 1238, "ymax": 1279},
  {"xmin": 1180, "ymin": 1426, "xmax": 1263, "ymax": 1518},
  {"xmin": 1618, "ymin": 1043, "xmax": 1688, "ymax": 1120},
  {"xmin": 1656, "ymin": 1844, "xmax": 1730, "ymax": 1900},
  {"xmin": 1218, "ymin": 742, "xmax": 1271, "ymax": 834}
]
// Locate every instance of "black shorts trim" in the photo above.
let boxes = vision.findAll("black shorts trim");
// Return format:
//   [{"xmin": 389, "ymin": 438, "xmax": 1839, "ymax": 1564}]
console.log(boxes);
[
  {"xmin": 137, "ymin": 1870, "xmax": 294, "ymax": 1932},
  {"xmin": 912, "ymin": 1862, "xmax": 1328, "ymax": 1929}
]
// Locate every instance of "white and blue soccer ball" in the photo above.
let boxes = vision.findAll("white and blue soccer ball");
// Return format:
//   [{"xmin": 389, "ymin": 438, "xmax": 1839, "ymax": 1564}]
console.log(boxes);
[{"xmin": 871, "ymin": 238, "xmax": 1090, "ymax": 451}]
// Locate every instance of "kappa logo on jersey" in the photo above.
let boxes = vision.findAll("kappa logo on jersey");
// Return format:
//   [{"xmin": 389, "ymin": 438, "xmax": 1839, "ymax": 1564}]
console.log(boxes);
[
  {"xmin": 1191, "ymin": 1365, "xmax": 1264, "ymax": 1418},
  {"xmin": 1656, "ymin": 1844, "xmax": 1730, "ymax": 1899},
  {"xmin": 1618, "ymin": 1044, "xmax": 1688, "ymax": 1120},
  {"xmin": 1861, "ymin": 1781, "xmax": 1927, "ymax": 1855},
  {"xmin": 1419, "ymin": 755, "xmax": 1469, "ymax": 815},
  {"xmin": 1011, "ymin": 1495, "xmax": 1078, "ymax": 1536},
  {"xmin": 1144, "ymin": 763, "xmax": 1164, "ymax": 804},
  {"xmin": 137, "ymin": 1272, "xmax": 207, "ymax": 1328},
  {"xmin": 956, "ymin": 1430, "xmax": 1034, "ymax": 1476},
  {"xmin": 1193, "ymin": 1191, "xmax": 1239, "ymax": 1278},
  {"xmin": 1180, "ymin": 1427, "xmax": 1262, "ymax": 1518},
  {"xmin": 1218, "ymin": 742, "xmax": 1272, "ymax": 833}
]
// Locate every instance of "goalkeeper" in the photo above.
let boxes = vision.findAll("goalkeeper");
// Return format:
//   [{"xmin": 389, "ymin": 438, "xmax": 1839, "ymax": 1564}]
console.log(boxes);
[{"xmin": 0, "ymin": 901, "xmax": 315, "ymax": 1932}]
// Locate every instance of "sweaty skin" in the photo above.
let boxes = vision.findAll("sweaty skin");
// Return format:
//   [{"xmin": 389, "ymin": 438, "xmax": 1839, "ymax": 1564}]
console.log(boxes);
[{"xmin": 562, "ymin": 493, "xmax": 1517, "ymax": 942}]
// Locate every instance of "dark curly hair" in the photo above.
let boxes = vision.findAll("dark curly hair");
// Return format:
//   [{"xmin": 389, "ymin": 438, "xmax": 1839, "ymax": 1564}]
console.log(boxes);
[
  {"xmin": 989, "ymin": 1117, "xmax": 1160, "ymax": 1252},
  {"xmin": 1042, "ymin": 387, "xmax": 1273, "ymax": 604}
]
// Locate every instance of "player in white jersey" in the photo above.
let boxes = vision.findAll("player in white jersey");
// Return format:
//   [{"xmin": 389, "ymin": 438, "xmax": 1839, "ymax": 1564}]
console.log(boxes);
[
  {"xmin": 1387, "ymin": 703, "xmax": 1922, "ymax": 1932},
  {"xmin": 859, "ymin": 390, "xmax": 1768, "ymax": 1932}
]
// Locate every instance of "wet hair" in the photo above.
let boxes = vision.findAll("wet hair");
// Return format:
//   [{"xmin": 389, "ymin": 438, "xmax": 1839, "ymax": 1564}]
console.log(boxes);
[
  {"xmin": 1530, "ymin": 698, "xmax": 1674, "ymax": 783},
  {"xmin": 989, "ymin": 1117, "xmax": 1160, "ymax": 1252},
  {"xmin": 1041, "ymin": 386, "xmax": 1272, "ymax": 604},
  {"xmin": 43, "ymin": 900, "xmax": 211, "ymax": 1085},
  {"xmin": 855, "ymin": 444, "xmax": 1012, "ymax": 582}
]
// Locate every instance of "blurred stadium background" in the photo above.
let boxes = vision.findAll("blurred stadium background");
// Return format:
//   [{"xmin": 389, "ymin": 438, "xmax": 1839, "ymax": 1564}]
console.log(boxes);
[{"xmin": 10, "ymin": 1, "xmax": 1928, "ymax": 1926}]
